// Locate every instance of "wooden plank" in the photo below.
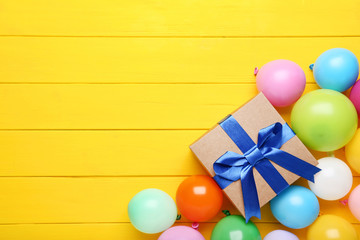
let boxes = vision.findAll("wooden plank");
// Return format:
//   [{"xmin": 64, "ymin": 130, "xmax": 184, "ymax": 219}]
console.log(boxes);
[
  {"xmin": 0, "ymin": 130, "xmax": 206, "ymax": 177},
  {"xmin": 1, "ymin": 222, "xmax": 359, "ymax": 240},
  {"xmin": 6, "ymin": 222, "xmax": 359, "ymax": 240},
  {"xmin": 1, "ymin": 37, "xmax": 360, "ymax": 83},
  {"xmin": 0, "ymin": 84, "xmax": 321, "ymax": 129},
  {"xmin": 0, "ymin": 130, "xmax": 356, "ymax": 177},
  {"xmin": 0, "ymin": 0, "xmax": 359, "ymax": 36},
  {"xmin": 0, "ymin": 177, "xmax": 358, "ymax": 224}
]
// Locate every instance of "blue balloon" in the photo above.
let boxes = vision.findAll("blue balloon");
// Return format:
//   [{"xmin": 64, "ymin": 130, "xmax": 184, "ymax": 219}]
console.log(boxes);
[
  {"xmin": 270, "ymin": 185, "xmax": 319, "ymax": 229},
  {"xmin": 311, "ymin": 48, "xmax": 359, "ymax": 92}
]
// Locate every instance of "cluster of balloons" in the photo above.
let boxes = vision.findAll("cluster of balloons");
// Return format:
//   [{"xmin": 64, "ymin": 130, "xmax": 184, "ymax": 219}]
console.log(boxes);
[
  {"xmin": 291, "ymin": 48, "xmax": 358, "ymax": 152},
  {"xmin": 128, "ymin": 175, "xmax": 222, "ymax": 238},
  {"xmin": 257, "ymin": 47, "xmax": 360, "ymax": 237},
  {"xmin": 128, "ymin": 175, "xmax": 264, "ymax": 239},
  {"xmin": 129, "ymin": 48, "xmax": 360, "ymax": 239},
  {"xmin": 177, "ymin": 174, "xmax": 264, "ymax": 240}
]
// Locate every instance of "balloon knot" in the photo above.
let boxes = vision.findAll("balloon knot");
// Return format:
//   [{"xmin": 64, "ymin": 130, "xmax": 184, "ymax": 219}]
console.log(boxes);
[
  {"xmin": 191, "ymin": 222, "xmax": 199, "ymax": 230},
  {"xmin": 339, "ymin": 199, "xmax": 348, "ymax": 206},
  {"xmin": 176, "ymin": 214, "xmax": 181, "ymax": 220},
  {"xmin": 222, "ymin": 210, "xmax": 231, "ymax": 216},
  {"xmin": 327, "ymin": 151, "xmax": 335, "ymax": 157},
  {"xmin": 254, "ymin": 67, "xmax": 259, "ymax": 75},
  {"xmin": 309, "ymin": 64, "xmax": 314, "ymax": 71}
]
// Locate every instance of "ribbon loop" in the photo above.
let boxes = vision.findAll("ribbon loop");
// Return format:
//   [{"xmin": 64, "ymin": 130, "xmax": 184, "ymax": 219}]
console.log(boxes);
[{"xmin": 213, "ymin": 115, "xmax": 321, "ymax": 222}]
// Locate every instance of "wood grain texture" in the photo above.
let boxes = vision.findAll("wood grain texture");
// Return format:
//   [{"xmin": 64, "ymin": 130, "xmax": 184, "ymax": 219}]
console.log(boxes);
[
  {"xmin": 2, "ymin": 0, "xmax": 360, "ymax": 239},
  {"xmin": 0, "ymin": 177, "xmax": 358, "ymax": 224},
  {"xmin": 0, "ymin": 0, "xmax": 359, "ymax": 36},
  {"xmin": 0, "ymin": 37, "xmax": 359, "ymax": 83},
  {"xmin": 0, "ymin": 130, "xmax": 355, "ymax": 177},
  {"xmin": 0, "ymin": 84, "xmax": 321, "ymax": 129}
]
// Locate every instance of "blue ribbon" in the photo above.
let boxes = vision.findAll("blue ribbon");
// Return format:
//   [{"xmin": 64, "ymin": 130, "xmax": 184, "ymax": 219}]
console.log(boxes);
[{"xmin": 213, "ymin": 115, "xmax": 321, "ymax": 222}]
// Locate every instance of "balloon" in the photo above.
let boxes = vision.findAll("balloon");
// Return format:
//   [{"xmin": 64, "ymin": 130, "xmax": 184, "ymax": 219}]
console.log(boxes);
[
  {"xmin": 264, "ymin": 230, "xmax": 299, "ymax": 240},
  {"xmin": 308, "ymin": 157, "xmax": 353, "ymax": 200},
  {"xmin": 307, "ymin": 215, "xmax": 358, "ymax": 240},
  {"xmin": 211, "ymin": 215, "xmax": 261, "ymax": 240},
  {"xmin": 349, "ymin": 80, "xmax": 360, "ymax": 115},
  {"xmin": 176, "ymin": 175, "xmax": 223, "ymax": 222},
  {"xmin": 158, "ymin": 226, "xmax": 205, "ymax": 240},
  {"xmin": 256, "ymin": 59, "xmax": 306, "ymax": 107},
  {"xmin": 128, "ymin": 188, "xmax": 177, "ymax": 234},
  {"xmin": 345, "ymin": 128, "xmax": 360, "ymax": 174},
  {"xmin": 270, "ymin": 185, "xmax": 319, "ymax": 229},
  {"xmin": 349, "ymin": 184, "xmax": 360, "ymax": 221},
  {"xmin": 311, "ymin": 48, "xmax": 359, "ymax": 92},
  {"xmin": 291, "ymin": 89, "xmax": 358, "ymax": 151}
]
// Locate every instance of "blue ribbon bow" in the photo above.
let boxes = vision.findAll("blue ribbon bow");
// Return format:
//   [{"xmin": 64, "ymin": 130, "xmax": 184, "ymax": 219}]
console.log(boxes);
[{"xmin": 213, "ymin": 115, "xmax": 321, "ymax": 222}]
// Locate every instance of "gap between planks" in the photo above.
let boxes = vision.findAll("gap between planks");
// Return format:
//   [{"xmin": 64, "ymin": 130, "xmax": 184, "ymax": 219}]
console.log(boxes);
[
  {"xmin": 1, "ymin": 35, "xmax": 360, "ymax": 38},
  {"xmin": 0, "ymin": 82, "xmax": 320, "ymax": 85},
  {"xmin": 0, "ymin": 222, "xmax": 357, "ymax": 226}
]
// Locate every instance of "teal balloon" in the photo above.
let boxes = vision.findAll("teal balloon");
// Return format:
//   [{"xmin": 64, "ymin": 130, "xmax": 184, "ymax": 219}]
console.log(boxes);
[
  {"xmin": 211, "ymin": 215, "xmax": 261, "ymax": 240},
  {"xmin": 128, "ymin": 188, "xmax": 177, "ymax": 234},
  {"xmin": 291, "ymin": 89, "xmax": 358, "ymax": 152},
  {"xmin": 312, "ymin": 48, "xmax": 359, "ymax": 92}
]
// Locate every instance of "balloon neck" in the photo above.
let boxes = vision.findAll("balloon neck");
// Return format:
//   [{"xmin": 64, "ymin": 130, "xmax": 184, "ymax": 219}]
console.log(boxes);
[
  {"xmin": 309, "ymin": 64, "xmax": 314, "ymax": 71},
  {"xmin": 222, "ymin": 210, "xmax": 231, "ymax": 216},
  {"xmin": 191, "ymin": 222, "xmax": 199, "ymax": 230},
  {"xmin": 254, "ymin": 67, "xmax": 259, "ymax": 75},
  {"xmin": 339, "ymin": 199, "xmax": 348, "ymax": 206},
  {"xmin": 327, "ymin": 151, "xmax": 335, "ymax": 157},
  {"xmin": 176, "ymin": 214, "xmax": 181, "ymax": 220}
]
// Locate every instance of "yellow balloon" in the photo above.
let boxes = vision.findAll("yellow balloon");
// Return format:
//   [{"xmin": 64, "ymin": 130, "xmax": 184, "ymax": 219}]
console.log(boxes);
[
  {"xmin": 307, "ymin": 215, "xmax": 358, "ymax": 240},
  {"xmin": 345, "ymin": 128, "xmax": 360, "ymax": 174}
]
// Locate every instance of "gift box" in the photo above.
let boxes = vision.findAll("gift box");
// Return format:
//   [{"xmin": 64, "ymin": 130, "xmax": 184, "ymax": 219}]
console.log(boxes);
[{"xmin": 190, "ymin": 93, "xmax": 320, "ymax": 221}]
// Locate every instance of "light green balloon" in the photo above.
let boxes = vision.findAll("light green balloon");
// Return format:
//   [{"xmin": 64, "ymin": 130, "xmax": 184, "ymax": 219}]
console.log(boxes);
[
  {"xmin": 291, "ymin": 89, "xmax": 358, "ymax": 152},
  {"xmin": 211, "ymin": 215, "xmax": 261, "ymax": 240},
  {"xmin": 128, "ymin": 188, "xmax": 177, "ymax": 234}
]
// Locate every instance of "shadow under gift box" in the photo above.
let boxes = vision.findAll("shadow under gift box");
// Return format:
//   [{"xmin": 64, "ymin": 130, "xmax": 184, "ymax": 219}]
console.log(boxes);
[{"xmin": 190, "ymin": 93, "xmax": 319, "ymax": 220}]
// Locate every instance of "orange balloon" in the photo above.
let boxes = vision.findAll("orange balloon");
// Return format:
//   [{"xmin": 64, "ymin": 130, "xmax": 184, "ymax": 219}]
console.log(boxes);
[{"xmin": 176, "ymin": 175, "xmax": 223, "ymax": 222}]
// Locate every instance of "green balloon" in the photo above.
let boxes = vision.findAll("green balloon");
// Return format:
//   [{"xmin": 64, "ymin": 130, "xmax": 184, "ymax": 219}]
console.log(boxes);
[
  {"xmin": 128, "ymin": 188, "xmax": 177, "ymax": 234},
  {"xmin": 291, "ymin": 89, "xmax": 358, "ymax": 152},
  {"xmin": 211, "ymin": 215, "xmax": 261, "ymax": 240}
]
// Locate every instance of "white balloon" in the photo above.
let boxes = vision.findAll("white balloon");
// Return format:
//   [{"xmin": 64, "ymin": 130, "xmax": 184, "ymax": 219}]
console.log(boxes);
[{"xmin": 308, "ymin": 157, "xmax": 353, "ymax": 200}]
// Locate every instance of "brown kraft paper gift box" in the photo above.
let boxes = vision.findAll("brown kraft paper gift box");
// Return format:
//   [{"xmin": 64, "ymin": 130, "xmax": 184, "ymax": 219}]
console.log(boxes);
[{"xmin": 190, "ymin": 92, "xmax": 318, "ymax": 218}]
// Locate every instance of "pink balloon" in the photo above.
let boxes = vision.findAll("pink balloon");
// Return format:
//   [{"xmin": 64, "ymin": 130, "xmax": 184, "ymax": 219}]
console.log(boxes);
[
  {"xmin": 264, "ymin": 230, "xmax": 299, "ymax": 240},
  {"xmin": 349, "ymin": 184, "xmax": 360, "ymax": 221},
  {"xmin": 350, "ymin": 80, "xmax": 360, "ymax": 115},
  {"xmin": 256, "ymin": 60, "xmax": 306, "ymax": 107},
  {"xmin": 158, "ymin": 226, "xmax": 205, "ymax": 240}
]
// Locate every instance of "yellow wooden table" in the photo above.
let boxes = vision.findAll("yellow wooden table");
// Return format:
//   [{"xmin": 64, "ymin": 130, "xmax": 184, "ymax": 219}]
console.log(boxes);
[{"xmin": 0, "ymin": 0, "xmax": 359, "ymax": 239}]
